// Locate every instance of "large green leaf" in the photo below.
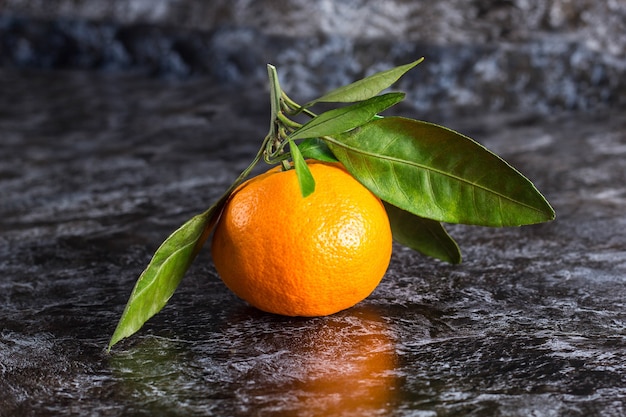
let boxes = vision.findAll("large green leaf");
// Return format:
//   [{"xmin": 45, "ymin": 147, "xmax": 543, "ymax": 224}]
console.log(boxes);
[
  {"xmin": 327, "ymin": 117, "xmax": 555, "ymax": 227},
  {"xmin": 108, "ymin": 205, "xmax": 222, "ymax": 351},
  {"xmin": 305, "ymin": 58, "xmax": 423, "ymax": 106},
  {"xmin": 290, "ymin": 92, "xmax": 404, "ymax": 140},
  {"xmin": 384, "ymin": 202, "xmax": 461, "ymax": 264}
]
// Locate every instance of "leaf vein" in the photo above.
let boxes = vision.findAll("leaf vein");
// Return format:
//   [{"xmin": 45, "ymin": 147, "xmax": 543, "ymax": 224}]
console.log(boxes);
[{"xmin": 326, "ymin": 137, "xmax": 545, "ymax": 214}]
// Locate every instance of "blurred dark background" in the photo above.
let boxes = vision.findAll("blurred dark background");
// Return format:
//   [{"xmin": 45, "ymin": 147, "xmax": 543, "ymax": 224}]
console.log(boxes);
[{"xmin": 2, "ymin": 0, "xmax": 625, "ymax": 120}]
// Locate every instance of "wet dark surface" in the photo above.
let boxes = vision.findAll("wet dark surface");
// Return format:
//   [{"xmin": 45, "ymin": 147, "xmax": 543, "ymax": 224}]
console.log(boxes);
[{"xmin": 1, "ymin": 67, "xmax": 625, "ymax": 416}]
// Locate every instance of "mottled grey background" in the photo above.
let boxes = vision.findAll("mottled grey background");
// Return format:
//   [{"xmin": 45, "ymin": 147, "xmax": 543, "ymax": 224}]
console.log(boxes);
[{"xmin": 2, "ymin": 0, "xmax": 625, "ymax": 117}]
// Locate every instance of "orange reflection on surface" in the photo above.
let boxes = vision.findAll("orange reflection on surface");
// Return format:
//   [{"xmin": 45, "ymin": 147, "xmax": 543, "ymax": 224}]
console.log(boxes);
[{"xmin": 274, "ymin": 306, "xmax": 398, "ymax": 416}]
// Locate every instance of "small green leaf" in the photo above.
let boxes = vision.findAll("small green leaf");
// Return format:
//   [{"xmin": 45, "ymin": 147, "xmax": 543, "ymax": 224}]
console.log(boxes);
[
  {"xmin": 291, "ymin": 141, "xmax": 316, "ymax": 197},
  {"xmin": 290, "ymin": 92, "xmax": 405, "ymax": 140},
  {"xmin": 298, "ymin": 138, "xmax": 339, "ymax": 162},
  {"xmin": 108, "ymin": 205, "xmax": 222, "ymax": 351},
  {"xmin": 305, "ymin": 58, "xmax": 423, "ymax": 106},
  {"xmin": 327, "ymin": 117, "xmax": 555, "ymax": 227},
  {"xmin": 384, "ymin": 202, "xmax": 461, "ymax": 264}
]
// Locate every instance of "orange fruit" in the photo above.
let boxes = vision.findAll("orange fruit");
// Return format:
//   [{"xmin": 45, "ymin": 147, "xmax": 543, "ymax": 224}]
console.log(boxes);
[{"xmin": 211, "ymin": 160, "xmax": 392, "ymax": 316}]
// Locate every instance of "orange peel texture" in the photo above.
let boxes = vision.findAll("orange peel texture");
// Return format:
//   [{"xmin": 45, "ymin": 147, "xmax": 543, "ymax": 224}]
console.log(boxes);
[{"xmin": 211, "ymin": 161, "xmax": 392, "ymax": 316}]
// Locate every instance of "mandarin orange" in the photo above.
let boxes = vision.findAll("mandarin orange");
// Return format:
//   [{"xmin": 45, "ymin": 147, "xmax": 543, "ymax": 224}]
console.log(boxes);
[{"xmin": 211, "ymin": 161, "xmax": 392, "ymax": 316}]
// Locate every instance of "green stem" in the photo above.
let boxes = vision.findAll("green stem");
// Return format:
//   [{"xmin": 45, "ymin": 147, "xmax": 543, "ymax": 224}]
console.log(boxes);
[
  {"xmin": 198, "ymin": 132, "xmax": 271, "ymax": 221},
  {"xmin": 267, "ymin": 64, "xmax": 282, "ymax": 139},
  {"xmin": 192, "ymin": 66, "xmax": 288, "ymax": 255},
  {"xmin": 281, "ymin": 92, "xmax": 318, "ymax": 119},
  {"xmin": 225, "ymin": 137, "xmax": 269, "ymax": 193},
  {"xmin": 276, "ymin": 112, "xmax": 302, "ymax": 130}
]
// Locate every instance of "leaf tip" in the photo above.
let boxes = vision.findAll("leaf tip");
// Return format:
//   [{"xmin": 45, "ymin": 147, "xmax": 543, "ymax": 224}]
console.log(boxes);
[
  {"xmin": 301, "ymin": 182, "xmax": 316, "ymax": 198},
  {"xmin": 450, "ymin": 251, "xmax": 462, "ymax": 265},
  {"xmin": 547, "ymin": 204, "xmax": 557, "ymax": 221}
]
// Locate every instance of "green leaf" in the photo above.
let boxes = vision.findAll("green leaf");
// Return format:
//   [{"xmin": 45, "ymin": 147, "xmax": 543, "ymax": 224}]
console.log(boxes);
[
  {"xmin": 291, "ymin": 141, "xmax": 316, "ymax": 197},
  {"xmin": 384, "ymin": 202, "xmax": 461, "ymax": 264},
  {"xmin": 305, "ymin": 58, "xmax": 423, "ymax": 106},
  {"xmin": 290, "ymin": 92, "xmax": 405, "ymax": 141},
  {"xmin": 108, "ymin": 205, "xmax": 222, "ymax": 351},
  {"xmin": 327, "ymin": 117, "xmax": 555, "ymax": 227},
  {"xmin": 298, "ymin": 138, "xmax": 339, "ymax": 162}
]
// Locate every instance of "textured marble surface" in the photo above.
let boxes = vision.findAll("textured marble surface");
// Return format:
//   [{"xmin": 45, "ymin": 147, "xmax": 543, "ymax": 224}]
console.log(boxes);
[{"xmin": 1, "ymin": 68, "xmax": 625, "ymax": 416}]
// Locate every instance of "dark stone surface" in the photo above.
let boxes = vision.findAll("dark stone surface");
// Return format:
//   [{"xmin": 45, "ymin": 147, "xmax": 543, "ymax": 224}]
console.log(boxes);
[
  {"xmin": 1, "ymin": 67, "xmax": 625, "ymax": 416},
  {"xmin": 2, "ymin": 3, "xmax": 625, "ymax": 415}
]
